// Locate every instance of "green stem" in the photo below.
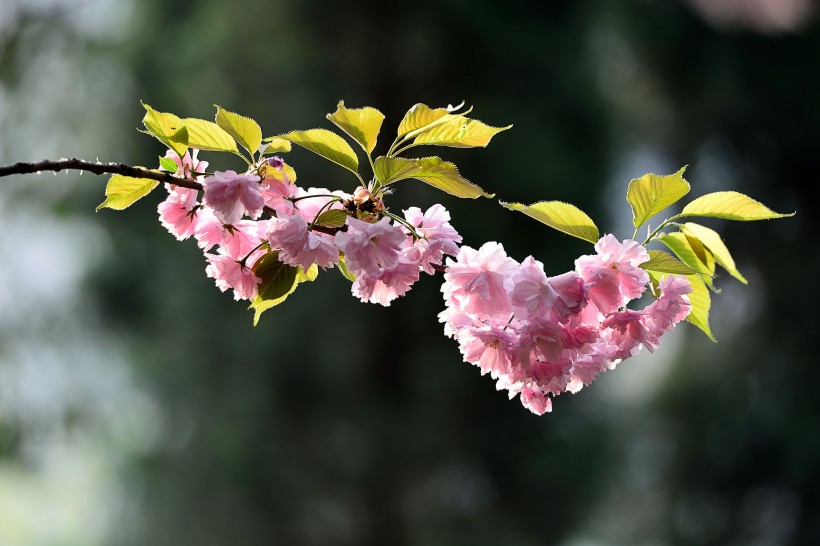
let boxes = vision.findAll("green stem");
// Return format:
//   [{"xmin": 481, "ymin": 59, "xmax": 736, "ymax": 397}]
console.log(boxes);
[{"xmin": 641, "ymin": 214, "xmax": 683, "ymax": 246}]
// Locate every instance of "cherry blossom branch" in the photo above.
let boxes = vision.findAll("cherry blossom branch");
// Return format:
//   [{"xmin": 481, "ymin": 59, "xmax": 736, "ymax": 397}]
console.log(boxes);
[{"xmin": 0, "ymin": 158, "xmax": 203, "ymax": 191}]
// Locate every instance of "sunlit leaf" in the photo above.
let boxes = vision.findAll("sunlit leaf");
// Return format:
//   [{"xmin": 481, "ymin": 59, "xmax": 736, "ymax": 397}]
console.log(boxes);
[
  {"xmin": 382, "ymin": 156, "xmax": 492, "ymax": 198},
  {"xmin": 337, "ymin": 255, "xmax": 357, "ymax": 282},
  {"xmin": 681, "ymin": 222, "xmax": 747, "ymax": 284},
  {"xmin": 501, "ymin": 201, "xmax": 599, "ymax": 244},
  {"xmin": 96, "ymin": 173, "xmax": 159, "ymax": 211},
  {"xmin": 141, "ymin": 102, "xmax": 188, "ymax": 157},
  {"xmin": 641, "ymin": 250, "xmax": 697, "ymax": 275},
  {"xmin": 658, "ymin": 231, "xmax": 714, "ymax": 277},
  {"xmin": 262, "ymin": 160, "xmax": 297, "ymax": 184},
  {"xmin": 253, "ymin": 250, "xmax": 298, "ymax": 300},
  {"xmin": 373, "ymin": 156, "xmax": 418, "ymax": 185},
  {"xmin": 260, "ymin": 137, "xmax": 292, "ymax": 154},
  {"xmin": 626, "ymin": 167, "xmax": 690, "ymax": 229},
  {"xmin": 681, "ymin": 191, "xmax": 794, "ymax": 221},
  {"xmin": 411, "ymin": 115, "xmax": 512, "ymax": 148},
  {"xmin": 314, "ymin": 209, "xmax": 349, "ymax": 228},
  {"xmin": 327, "ymin": 101, "xmax": 385, "ymax": 154},
  {"xmin": 182, "ymin": 118, "xmax": 238, "ymax": 153},
  {"xmin": 280, "ymin": 129, "xmax": 359, "ymax": 174},
  {"xmin": 215, "ymin": 105, "xmax": 262, "ymax": 156},
  {"xmin": 396, "ymin": 102, "xmax": 466, "ymax": 138},
  {"xmin": 158, "ymin": 156, "xmax": 179, "ymax": 173}
]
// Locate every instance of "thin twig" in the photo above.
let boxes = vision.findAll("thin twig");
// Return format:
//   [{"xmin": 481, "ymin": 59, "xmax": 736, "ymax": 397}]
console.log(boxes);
[{"xmin": 0, "ymin": 158, "xmax": 203, "ymax": 191}]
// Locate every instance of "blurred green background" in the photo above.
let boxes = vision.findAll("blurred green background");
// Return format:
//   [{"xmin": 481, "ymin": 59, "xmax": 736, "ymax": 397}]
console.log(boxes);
[{"xmin": 0, "ymin": 0, "xmax": 816, "ymax": 544}]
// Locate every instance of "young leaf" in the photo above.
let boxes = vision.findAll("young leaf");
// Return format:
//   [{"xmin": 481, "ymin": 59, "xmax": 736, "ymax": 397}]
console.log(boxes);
[
  {"xmin": 326, "ymin": 101, "xmax": 385, "ymax": 155},
  {"xmin": 626, "ymin": 167, "xmax": 690, "ymax": 229},
  {"xmin": 141, "ymin": 103, "xmax": 188, "ymax": 157},
  {"xmin": 640, "ymin": 250, "xmax": 697, "ymax": 275},
  {"xmin": 683, "ymin": 231, "xmax": 716, "ymax": 277},
  {"xmin": 261, "ymin": 137, "xmax": 292, "ymax": 154},
  {"xmin": 411, "ymin": 115, "xmax": 512, "ymax": 148},
  {"xmin": 182, "ymin": 118, "xmax": 238, "ymax": 153},
  {"xmin": 658, "ymin": 231, "xmax": 715, "ymax": 277},
  {"xmin": 96, "ymin": 173, "xmax": 159, "ymax": 211},
  {"xmin": 215, "ymin": 105, "xmax": 262, "ymax": 156},
  {"xmin": 385, "ymin": 157, "xmax": 493, "ymax": 199},
  {"xmin": 681, "ymin": 191, "xmax": 794, "ymax": 221},
  {"xmin": 263, "ymin": 160, "xmax": 298, "ymax": 184},
  {"xmin": 158, "ymin": 156, "xmax": 179, "ymax": 173},
  {"xmin": 500, "ymin": 201, "xmax": 599, "ymax": 244},
  {"xmin": 396, "ymin": 102, "xmax": 465, "ymax": 138},
  {"xmin": 681, "ymin": 222, "xmax": 747, "ymax": 284},
  {"xmin": 314, "ymin": 209, "xmax": 349, "ymax": 228},
  {"xmin": 279, "ymin": 129, "xmax": 359, "ymax": 175}
]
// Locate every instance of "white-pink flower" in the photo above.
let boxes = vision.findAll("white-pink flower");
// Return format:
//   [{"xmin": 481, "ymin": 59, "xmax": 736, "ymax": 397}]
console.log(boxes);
[
  {"xmin": 205, "ymin": 253, "xmax": 261, "ymax": 301},
  {"xmin": 158, "ymin": 187, "xmax": 200, "ymax": 240},
  {"xmin": 350, "ymin": 257, "xmax": 420, "ymax": 306},
  {"xmin": 575, "ymin": 234, "xmax": 650, "ymax": 314},
  {"xmin": 442, "ymin": 242, "xmax": 518, "ymax": 317},
  {"xmin": 164, "ymin": 149, "xmax": 208, "ymax": 180},
  {"xmin": 334, "ymin": 217, "xmax": 406, "ymax": 276},
  {"xmin": 402, "ymin": 205, "xmax": 462, "ymax": 274},
  {"xmin": 203, "ymin": 170, "xmax": 265, "ymax": 225}
]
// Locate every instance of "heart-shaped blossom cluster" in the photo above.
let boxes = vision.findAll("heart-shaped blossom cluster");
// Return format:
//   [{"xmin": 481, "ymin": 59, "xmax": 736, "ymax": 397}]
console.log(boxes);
[
  {"xmin": 156, "ymin": 151, "xmax": 462, "ymax": 305},
  {"xmin": 440, "ymin": 235, "xmax": 693, "ymax": 415}
]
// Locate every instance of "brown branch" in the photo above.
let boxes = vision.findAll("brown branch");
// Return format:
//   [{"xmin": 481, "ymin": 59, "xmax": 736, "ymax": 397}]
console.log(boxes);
[{"xmin": 0, "ymin": 158, "xmax": 203, "ymax": 191}]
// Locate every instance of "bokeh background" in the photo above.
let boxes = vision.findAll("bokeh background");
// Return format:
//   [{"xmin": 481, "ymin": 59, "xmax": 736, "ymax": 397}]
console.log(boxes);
[{"xmin": 0, "ymin": 0, "xmax": 817, "ymax": 544}]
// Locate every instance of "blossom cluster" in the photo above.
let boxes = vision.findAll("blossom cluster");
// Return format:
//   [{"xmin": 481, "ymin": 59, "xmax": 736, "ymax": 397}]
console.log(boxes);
[
  {"xmin": 439, "ymin": 235, "xmax": 693, "ymax": 415},
  {"xmin": 156, "ymin": 150, "xmax": 462, "ymax": 305}
]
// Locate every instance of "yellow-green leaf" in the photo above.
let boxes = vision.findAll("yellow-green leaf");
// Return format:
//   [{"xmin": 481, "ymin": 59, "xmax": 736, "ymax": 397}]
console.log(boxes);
[
  {"xmin": 641, "ymin": 250, "xmax": 697, "ymax": 275},
  {"xmin": 261, "ymin": 137, "xmax": 292, "ymax": 154},
  {"xmin": 280, "ymin": 129, "xmax": 359, "ymax": 174},
  {"xmin": 681, "ymin": 222, "xmax": 747, "ymax": 284},
  {"xmin": 141, "ymin": 103, "xmax": 188, "ymax": 157},
  {"xmin": 501, "ymin": 201, "xmax": 599, "ymax": 244},
  {"xmin": 96, "ymin": 173, "xmax": 159, "ymax": 211},
  {"xmin": 263, "ymin": 160, "xmax": 297, "ymax": 184},
  {"xmin": 412, "ymin": 115, "xmax": 512, "ymax": 148},
  {"xmin": 626, "ymin": 167, "xmax": 690, "ymax": 229},
  {"xmin": 374, "ymin": 156, "xmax": 420, "ymax": 185},
  {"xmin": 314, "ymin": 209, "xmax": 349, "ymax": 228},
  {"xmin": 326, "ymin": 101, "xmax": 385, "ymax": 155},
  {"xmin": 337, "ymin": 255, "xmax": 357, "ymax": 282},
  {"xmin": 681, "ymin": 191, "xmax": 794, "ymax": 221},
  {"xmin": 395, "ymin": 157, "xmax": 492, "ymax": 199},
  {"xmin": 396, "ymin": 102, "xmax": 465, "ymax": 138},
  {"xmin": 658, "ymin": 231, "xmax": 715, "ymax": 278},
  {"xmin": 182, "ymin": 118, "xmax": 238, "ymax": 153},
  {"xmin": 215, "ymin": 105, "xmax": 262, "ymax": 156}
]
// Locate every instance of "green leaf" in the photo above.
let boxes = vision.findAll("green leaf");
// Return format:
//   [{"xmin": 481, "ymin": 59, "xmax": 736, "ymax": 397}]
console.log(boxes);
[
  {"xmin": 396, "ymin": 102, "xmax": 466, "ymax": 138},
  {"xmin": 260, "ymin": 137, "xmax": 292, "ymax": 154},
  {"xmin": 411, "ymin": 115, "xmax": 512, "ymax": 148},
  {"xmin": 253, "ymin": 250, "xmax": 299, "ymax": 301},
  {"xmin": 373, "ymin": 156, "xmax": 420, "ymax": 185},
  {"xmin": 280, "ymin": 129, "xmax": 359, "ymax": 175},
  {"xmin": 263, "ymin": 160, "xmax": 297, "ymax": 184},
  {"xmin": 681, "ymin": 191, "xmax": 794, "ymax": 221},
  {"xmin": 658, "ymin": 231, "xmax": 714, "ymax": 277},
  {"xmin": 158, "ymin": 156, "xmax": 179, "ymax": 173},
  {"xmin": 250, "ymin": 260, "xmax": 318, "ymax": 325},
  {"xmin": 337, "ymin": 255, "xmax": 357, "ymax": 282},
  {"xmin": 626, "ymin": 167, "xmax": 690, "ymax": 229},
  {"xmin": 182, "ymin": 118, "xmax": 238, "ymax": 153},
  {"xmin": 215, "ymin": 105, "xmax": 262, "ymax": 156},
  {"xmin": 141, "ymin": 103, "xmax": 188, "ymax": 157},
  {"xmin": 681, "ymin": 222, "xmax": 747, "ymax": 284},
  {"xmin": 314, "ymin": 209, "xmax": 349, "ymax": 228},
  {"xmin": 500, "ymin": 201, "xmax": 599, "ymax": 244},
  {"xmin": 96, "ymin": 173, "xmax": 159, "ymax": 211},
  {"xmin": 641, "ymin": 250, "xmax": 697, "ymax": 275},
  {"xmin": 326, "ymin": 101, "xmax": 385, "ymax": 155},
  {"xmin": 389, "ymin": 157, "xmax": 492, "ymax": 199}
]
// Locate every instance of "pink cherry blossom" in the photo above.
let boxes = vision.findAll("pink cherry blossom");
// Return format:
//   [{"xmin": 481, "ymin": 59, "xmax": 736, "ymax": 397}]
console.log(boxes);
[
  {"xmin": 575, "ymin": 234, "xmax": 650, "ymax": 314},
  {"xmin": 520, "ymin": 385, "xmax": 552, "ymax": 415},
  {"xmin": 203, "ymin": 170, "xmax": 265, "ymax": 225},
  {"xmin": 266, "ymin": 212, "xmax": 338, "ymax": 270},
  {"xmin": 293, "ymin": 187, "xmax": 350, "ymax": 224},
  {"xmin": 402, "ymin": 205, "xmax": 462, "ymax": 274},
  {"xmin": 164, "ymin": 149, "xmax": 208, "ymax": 180},
  {"xmin": 205, "ymin": 253, "xmax": 261, "ymax": 301},
  {"xmin": 334, "ymin": 217, "xmax": 406, "ymax": 276},
  {"xmin": 350, "ymin": 256, "xmax": 420, "ymax": 306},
  {"xmin": 442, "ymin": 242, "xmax": 518, "ymax": 317},
  {"xmin": 459, "ymin": 324, "xmax": 518, "ymax": 378},
  {"xmin": 194, "ymin": 211, "xmax": 264, "ymax": 258},
  {"xmin": 158, "ymin": 187, "xmax": 200, "ymax": 240}
]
